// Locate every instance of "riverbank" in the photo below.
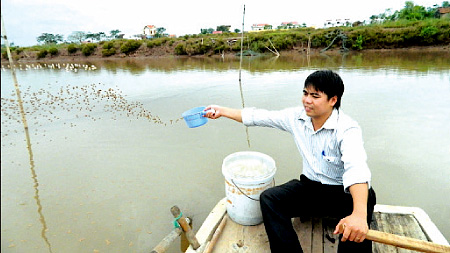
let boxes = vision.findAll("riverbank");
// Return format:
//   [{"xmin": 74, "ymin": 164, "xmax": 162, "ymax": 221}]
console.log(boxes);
[{"xmin": 2, "ymin": 45, "xmax": 449, "ymax": 64}]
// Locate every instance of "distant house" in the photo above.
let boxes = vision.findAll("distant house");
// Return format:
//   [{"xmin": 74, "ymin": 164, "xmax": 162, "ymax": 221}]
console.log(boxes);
[
  {"xmin": 279, "ymin": 21, "xmax": 300, "ymax": 29},
  {"xmin": 323, "ymin": 19, "xmax": 351, "ymax": 28},
  {"xmin": 143, "ymin": 25, "xmax": 157, "ymax": 39},
  {"xmin": 251, "ymin": 24, "xmax": 272, "ymax": 31},
  {"xmin": 437, "ymin": 7, "xmax": 450, "ymax": 19},
  {"xmin": 212, "ymin": 31, "xmax": 223, "ymax": 34}
]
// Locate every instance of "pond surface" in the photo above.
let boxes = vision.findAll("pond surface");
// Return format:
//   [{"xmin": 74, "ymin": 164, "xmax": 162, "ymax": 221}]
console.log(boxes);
[{"xmin": 1, "ymin": 51, "xmax": 450, "ymax": 252}]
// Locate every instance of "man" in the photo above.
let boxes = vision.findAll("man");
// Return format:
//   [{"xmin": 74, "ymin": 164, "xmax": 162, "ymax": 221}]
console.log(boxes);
[{"xmin": 204, "ymin": 70, "xmax": 376, "ymax": 252}]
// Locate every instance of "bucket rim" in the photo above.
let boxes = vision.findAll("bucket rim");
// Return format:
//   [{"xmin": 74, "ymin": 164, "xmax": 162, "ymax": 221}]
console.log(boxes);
[{"xmin": 222, "ymin": 151, "xmax": 276, "ymax": 184}]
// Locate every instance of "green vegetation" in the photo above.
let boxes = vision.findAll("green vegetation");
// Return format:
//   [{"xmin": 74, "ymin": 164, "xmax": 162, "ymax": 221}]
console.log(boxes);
[
  {"xmin": 120, "ymin": 40, "xmax": 142, "ymax": 55},
  {"xmin": 36, "ymin": 49, "xmax": 48, "ymax": 59},
  {"xmin": 48, "ymin": 47, "xmax": 59, "ymax": 56},
  {"xmin": 67, "ymin": 44, "xmax": 79, "ymax": 54},
  {"xmin": 81, "ymin": 43, "xmax": 97, "ymax": 56},
  {"xmin": 1, "ymin": 1, "xmax": 449, "ymax": 60},
  {"xmin": 102, "ymin": 41, "xmax": 116, "ymax": 57},
  {"xmin": 36, "ymin": 33, "xmax": 64, "ymax": 44}
]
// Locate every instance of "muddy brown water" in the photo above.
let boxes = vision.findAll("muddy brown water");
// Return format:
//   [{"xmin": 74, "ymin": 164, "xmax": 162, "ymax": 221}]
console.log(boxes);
[{"xmin": 1, "ymin": 51, "xmax": 449, "ymax": 252}]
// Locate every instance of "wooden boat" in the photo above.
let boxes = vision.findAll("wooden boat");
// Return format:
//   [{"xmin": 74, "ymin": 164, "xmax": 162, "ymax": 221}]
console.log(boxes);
[{"xmin": 185, "ymin": 198, "xmax": 450, "ymax": 253}]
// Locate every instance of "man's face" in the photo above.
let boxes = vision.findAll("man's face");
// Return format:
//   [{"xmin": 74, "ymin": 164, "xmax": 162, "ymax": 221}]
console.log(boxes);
[{"xmin": 302, "ymin": 86, "xmax": 336, "ymax": 119}]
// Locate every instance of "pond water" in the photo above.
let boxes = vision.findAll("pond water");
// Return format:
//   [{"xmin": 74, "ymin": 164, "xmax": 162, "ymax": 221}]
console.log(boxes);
[{"xmin": 1, "ymin": 51, "xmax": 450, "ymax": 252}]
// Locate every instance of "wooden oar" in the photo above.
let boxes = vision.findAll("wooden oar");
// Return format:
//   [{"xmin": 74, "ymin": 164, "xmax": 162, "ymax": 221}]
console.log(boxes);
[{"xmin": 366, "ymin": 229, "xmax": 450, "ymax": 253}]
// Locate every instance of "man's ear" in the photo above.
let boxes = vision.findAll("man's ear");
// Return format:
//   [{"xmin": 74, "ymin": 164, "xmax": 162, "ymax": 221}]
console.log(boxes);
[{"xmin": 329, "ymin": 96, "xmax": 337, "ymax": 107}]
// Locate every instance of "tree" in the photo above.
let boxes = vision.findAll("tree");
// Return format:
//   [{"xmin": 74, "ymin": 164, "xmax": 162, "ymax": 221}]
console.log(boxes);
[
  {"xmin": 201, "ymin": 28, "xmax": 214, "ymax": 34},
  {"xmin": 110, "ymin": 29, "xmax": 121, "ymax": 39},
  {"xmin": 398, "ymin": 1, "xmax": 428, "ymax": 20},
  {"xmin": 216, "ymin": 25, "xmax": 230, "ymax": 32},
  {"xmin": 85, "ymin": 32, "xmax": 106, "ymax": 42},
  {"xmin": 155, "ymin": 27, "xmax": 166, "ymax": 38},
  {"xmin": 234, "ymin": 29, "xmax": 240, "ymax": 33},
  {"xmin": 67, "ymin": 31, "xmax": 87, "ymax": 43},
  {"xmin": 36, "ymin": 33, "xmax": 64, "ymax": 44}
]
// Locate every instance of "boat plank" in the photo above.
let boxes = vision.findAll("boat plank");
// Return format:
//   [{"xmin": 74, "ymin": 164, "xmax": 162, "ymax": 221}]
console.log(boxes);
[
  {"xmin": 211, "ymin": 219, "xmax": 270, "ymax": 253},
  {"xmin": 311, "ymin": 217, "xmax": 324, "ymax": 252},
  {"xmin": 322, "ymin": 218, "xmax": 340, "ymax": 253},
  {"xmin": 187, "ymin": 199, "xmax": 448, "ymax": 253},
  {"xmin": 294, "ymin": 217, "xmax": 312, "ymax": 250},
  {"xmin": 371, "ymin": 212, "xmax": 431, "ymax": 253}
]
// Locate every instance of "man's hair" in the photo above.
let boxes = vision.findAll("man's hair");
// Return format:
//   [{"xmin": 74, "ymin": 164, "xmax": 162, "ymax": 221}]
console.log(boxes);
[{"xmin": 304, "ymin": 70, "xmax": 344, "ymax": 109}]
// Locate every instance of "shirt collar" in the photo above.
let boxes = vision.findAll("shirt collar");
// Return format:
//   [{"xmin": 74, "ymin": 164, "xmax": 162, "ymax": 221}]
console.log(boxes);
[
  {"xmin": 322, "ymin": 109, "xmax": 339, "ymax": 130},
  {"xmin": 298, "ymin": 108, "xmax": 339, "ymax": 130}
]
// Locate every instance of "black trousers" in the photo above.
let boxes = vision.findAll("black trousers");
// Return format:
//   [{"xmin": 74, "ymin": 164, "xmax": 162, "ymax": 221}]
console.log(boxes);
[{"xmin": 260, "ymin": 174, "xmax": 376, "ymax": 253}]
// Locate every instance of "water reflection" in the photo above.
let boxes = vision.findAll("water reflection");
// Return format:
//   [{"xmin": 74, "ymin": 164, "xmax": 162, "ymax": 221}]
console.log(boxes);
[
  {"xmin": 3, "ymin": 50, "xmax": 449, "ymax": 74},
  {"xmin": 30, "ymin": 154, "xmax": 53, "ymax": 253},
  {"xmin": 3, "ymin": 54, "xmax": 53, "ymax": 252}
]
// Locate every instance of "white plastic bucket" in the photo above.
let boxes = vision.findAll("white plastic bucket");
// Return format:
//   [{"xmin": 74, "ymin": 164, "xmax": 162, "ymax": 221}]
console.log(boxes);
[{"xmin": 222, "ymin": 151, "xmax": 276, "ymax": 225}]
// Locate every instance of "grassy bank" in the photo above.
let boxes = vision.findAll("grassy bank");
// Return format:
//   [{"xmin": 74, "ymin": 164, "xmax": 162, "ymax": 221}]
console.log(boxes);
[{"xmin": 2, "ymin": 19, "xmax": 449, "ymax": 62}]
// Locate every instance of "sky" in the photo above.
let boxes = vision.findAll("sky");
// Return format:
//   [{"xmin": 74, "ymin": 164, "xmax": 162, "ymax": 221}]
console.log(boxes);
[{"xmin": 1, "ymin": 0, "xmax": 444, "ymax": 47}]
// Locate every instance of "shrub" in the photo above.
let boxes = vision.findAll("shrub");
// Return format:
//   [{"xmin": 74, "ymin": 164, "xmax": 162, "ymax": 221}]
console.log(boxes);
[
  {"xmin": 48, "ymin": 47, "xmax": 58, "ymax": 56},
  {"xmin": 103, "ymin": 41, "xmax": 114, "ymax": 49},
  {"xmin": 67, "ymin": 44, "xmax": 78, "ymax": 54},
  {"xmin": 420, "ymin": 26, "xmax": 439, "ymax": 43},
  {"xmin": 353, "ymin": 35, "xmax": 364, "ymax": 50},
  {"xmin": 120, "ymin": 40, "xmax": 142, "ymax": 55},
  {"xmin": 102, "ymin": 48, "xmax": 116, "ymax": 57},
  {"xmin": 15, "ymin": 47, "xmax": 24, "ymax": 55},
  {"xmin": 174, "ymin": 43, "xmax": 187, "ymax": 55},
  {"xmin": 147, "ymin": 38, "xmax": 165, "ymax": 48},
  {"xmin": 102, "ymin": 42, "xmax": 116, "ymax": 57},
  {"xmin": 37, "ymin": 49, "xmax": 48, "ymax": 59},
  {"xmin": 81, "ymin": 43, "xmax": 97, "ymax": 56}
]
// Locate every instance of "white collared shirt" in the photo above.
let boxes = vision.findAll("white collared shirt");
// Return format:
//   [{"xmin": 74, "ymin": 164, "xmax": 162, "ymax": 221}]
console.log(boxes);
[{"xmin": 242, "ymin": 107, "xmax": 371, "ymax": 192}]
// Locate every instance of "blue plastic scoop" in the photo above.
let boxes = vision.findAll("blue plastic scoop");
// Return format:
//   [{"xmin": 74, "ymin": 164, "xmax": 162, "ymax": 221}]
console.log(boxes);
[{"xmin": 182, "ymin": 106, "xmax": 215, "ymax": 128}]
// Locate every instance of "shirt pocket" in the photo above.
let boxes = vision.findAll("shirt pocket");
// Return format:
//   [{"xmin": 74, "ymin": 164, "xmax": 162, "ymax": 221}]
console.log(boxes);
[
  {"xmin": 321, "ymin": 154, "xmax": 344, "ymax": 180},
  {"xmin": 322, "ymin": 155, "xmax": 338, "ymax": 163},
  {"xmin": 321, "ymin": 150, "xmax": 343, "ymax": 167}
]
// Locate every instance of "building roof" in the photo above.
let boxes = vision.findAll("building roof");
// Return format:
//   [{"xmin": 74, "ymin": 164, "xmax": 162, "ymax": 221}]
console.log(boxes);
[{"xmin": 438, "ymin": 7, "xmax": 450, "ymax": 14}]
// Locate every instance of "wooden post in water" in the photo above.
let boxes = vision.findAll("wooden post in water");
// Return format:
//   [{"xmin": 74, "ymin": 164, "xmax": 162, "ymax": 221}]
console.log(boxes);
[
  {"xmin": 150, "ymin": 227, "xmax": 182, "ymax": 253},
  {"xmin": 171, "ymin": 206, "xmax": 200, "ymax": 250}
]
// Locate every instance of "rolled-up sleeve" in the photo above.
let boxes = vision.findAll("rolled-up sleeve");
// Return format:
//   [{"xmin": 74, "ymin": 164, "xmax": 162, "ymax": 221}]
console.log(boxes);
[
  {"xmin": 242, "ymin": 107, "xmax": 299, "ymax": 132},
  {"xmin": 340, "ymin": 126, "xmax": 371, "ymax": 192},
  {"xmin": 241, "ymin": 108, "xmax": 257, "ymax": 126}
]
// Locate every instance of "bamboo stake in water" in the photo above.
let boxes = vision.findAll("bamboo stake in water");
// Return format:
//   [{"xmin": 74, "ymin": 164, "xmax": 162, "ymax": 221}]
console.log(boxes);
[
  {"xmin": 238, "ymin": 4, "xmax": 251, "ymax": 148},
  {"xmin": 1, "ymin": 13, "xmax": 53, "ymax": 253}
]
